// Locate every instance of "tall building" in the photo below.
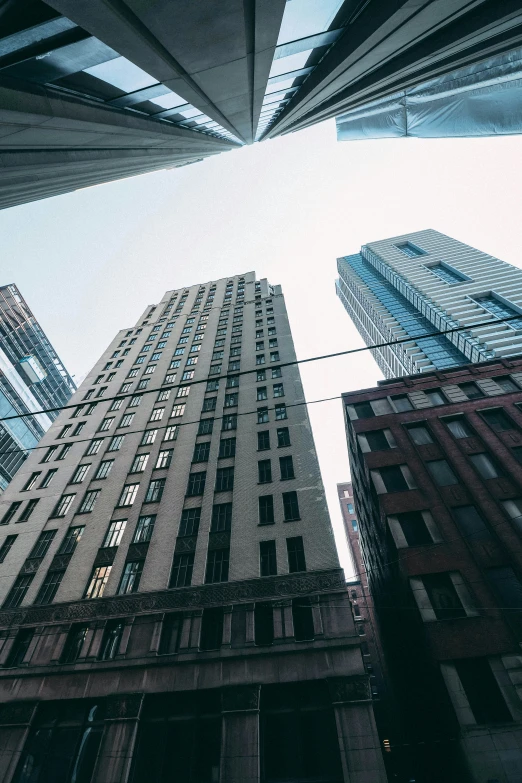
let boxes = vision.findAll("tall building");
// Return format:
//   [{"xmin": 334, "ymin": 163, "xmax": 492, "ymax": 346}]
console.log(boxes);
[
  {"xmin": 1, "ymin": 1, "xmax": 522, "ymax": 209},
  {"xmin": 0, "ymin": 284, "xmax": 75, "ymax": 491},
  {"xmin": 343, "ymin": 358, "xmax": 522, "ymax": 782},
  {"xmin": 0, "ymin": 274, "xmax": 386, "ymax": 783},
  {"xmin": 336, "ymin": 229, "xmax": 522, "ymax": 379}
]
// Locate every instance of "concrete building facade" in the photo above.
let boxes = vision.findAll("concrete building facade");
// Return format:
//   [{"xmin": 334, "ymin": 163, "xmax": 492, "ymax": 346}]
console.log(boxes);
[
  {"xmin": 1, "ymin": 1, "xmax": 522, "ymax": 209},
  {"xmin": 337, "ymin": 229, "xmax": 522, "ymax": 379},
  {"xmin": 0, "ymin": 274, "xmax": 386, "ymax": 783},
  {"xmin": 0, "ymin": 284, "xmax": 75, "ymax": 492},
  {"xmin": 343, "ymin": 358, "xmax": 522, "ymax": 782}
]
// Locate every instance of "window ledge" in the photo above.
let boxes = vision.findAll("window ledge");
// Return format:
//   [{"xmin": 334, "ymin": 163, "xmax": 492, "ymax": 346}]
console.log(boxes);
[{"xmin": 284, "ymin": 518, "xmax": 301, "ymax": 523}]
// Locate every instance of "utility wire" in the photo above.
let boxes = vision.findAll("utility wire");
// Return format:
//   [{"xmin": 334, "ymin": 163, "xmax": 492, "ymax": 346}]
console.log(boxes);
[{"xmin": 0, "ymin": 312, "xmax": 521, "ymax": 424}]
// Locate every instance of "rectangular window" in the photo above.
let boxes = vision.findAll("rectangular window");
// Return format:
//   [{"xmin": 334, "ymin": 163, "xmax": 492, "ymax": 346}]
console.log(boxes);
[
  {"xmin": 444, "ymin": 417, "xmax": 473, "ymax": 439},
  {"xmin": 141, "ymin": 430, "xmax": 157, "ymax": 445},
  {"xmin": 469, "ymin": 453, "xmax": 500, "ymax": 480},
  {"xmin": 426, "ymin": 460, "xmax": 459, "ymax": 486},
  {"xmin": 145, "ymin": 478, "xmax": 165, "ymax": 503},
  {"xmin": 119, "ymin": 413, "xmax": 134, "ymax": 427},
  {"xmin": 57, "ymin": 443, "xmax": 72, "ymax": 460},
  {"xmin": 227, "ymin": 375, "xmax": 239, "ymax": 387},
  {"xmin": 198, "ymin": 418, "xmax": 214, "ymax": 435},
  {"xmin": 480, "ymin": 408, "xmax": 514, "ymax": 432},
  {"xmin": 395, "ymin": 241, "xmax": 425, "ymax": 257},
  {"xmin": 287, "ymin": 536, "xmax": 306, "ymax": 572},
  {"xmin": 128, "ymin": 394, "xmax": 143, "ymax": 407},
  {"xmin": 218, "ymin": 437, "xmax": 236, "ymax": 458},
  {"xmin": 164, "ymin": 425, "xmax": 178, "ymax": 442},
  {"xmin": 275, "ymin": 404, "xmax": 287, "ymax": 420},
  {"xmin": 127, "ymin": 369, "xmax": 138, "ymax": 378},
  {"xmin": 273, "ymin": 383, "xmax": 284, "ymax": 398},
  {"xmin": 207, "ymin": 380, "xmax": 219, "ymax": 392},
  {"xmin": 260, "ymin": 540, "xmax": 277, "ymax": 576},
  {"xmin": 149, "ymin": 407, "xmax": 164, "ymax": 422},
  {"xmin": 18, "ymin": 498, "xmax": 39, "ymax": 522},
  {"xmin": 108, "ymin": 435, "xmax": 125, "ymax": 451},
  {"xmin": 155, "ymin": 449, "xmax": 173, "ymax": 469},
  {"xmin": 40, "ymin": 469, "xmax": 57, "ymax": 488},
  {"xmin": 215, "ymin": 466, "xmax": 234, "ymax": 491},
  {"xmin": 452, "ymin": 505, "xmax": 490, "ymax": 540},
  {"xmin": 187, "ymin": 471, "xmax": 206, "ymax": 496},
  {"xmin": 276, "ymin": 427, "xmax": 290, "ymax": 448},
  {"xmin": 169, "ymin": 552, "xmax": 194, "ymax": 588},
  {"xmin": 258, "ymin": 431, "xmax": 270, "ymax": 450},
  {"xmin": 256, "ymin": 355, "xmax": 265, "ymax": 366},
  {"xmin": 23, "ymin": 472, "xmax": 41, "ymax": 491},
  {"xmin": 493, "ymin": 375, "xmax": 519, "ymax": 393},
  {"xmin": 459, "ymin": 382, "xmax": 485, "ymax": 400},
  {"xmin": 283, "ymin": 491, "xmax": 300, "ymax": 521},
  {"xmin": 3, "ymin": 574, "xmax": 34, "ymax": 608},
  {"xmin": 95, "ymin": 459, "xmax": 114, "ymax": 479},
  {"xmin": 205, "ymin": 549, "xmax": 230, "ymax": 583},
  {"xmin": 391, "ymin": 511, "xmax": 433, "ymax": 546},
  {"xmin": 280, "ymin": 455, "xmax": 295, "ymax": 480},
  {"xmin": 144, "ymin": 365, "xmax": 156, "ymax": 375},
  {"xmin": 211, "ymin": 502, "xmax": 232, "ymax": 532},
  {"xmin": 259, "ymin": 495, "xmax": 274, "ymax": 525},
  {"xmin": 193, "ymin": 442, "xmax": 210, "ymax": 462},
  {"xmin": 84, "ymin": 566, "xmax": 111, "ymax": 599},
  {"xmin": 4, "ymin": 628, "xmax": 34, "ymax": 667},
  {"xmin": 0, "ymin": 534, "xmax": 17, "ymax": 563},
  {"xmin": 58, "ymin": 425, "xmax": 71, "ymax": 438},
  {"xmin": 224, "ymin": 393, "xmax": 238, "ymax": 407},
  {"xmin": 361, "ymin": 428, "xmax": 398, "ymax": 450},
  {"xmin": 200, "ymin": 606, "xmax": 224, "ymax": 650},
  {"xmin": 98, "ymin": 619, "xmax": 124, "ymax": 661},
  {"xmin": 34, "ymin": 570, "xmax": 65, "ymax": 605},
  {"xmin": 42, "ymin": 446, "xmax": 58, "ymax": 462},
  {"xmin": 133, "ymin": 514, "xmax": 156, "ymax": 543},
  {"xmin": 454, "ymin": 657, "xmax": 512, "ymax": 724},
  {"xmin": 165, "ymin": 373, "xmax": 177, "ymax": 384},
  {"xmin": 179, "ymin": 508, "xmax": 201, "ymax": 537},
  {"xmin": 270, "ymin": 352, "xmax": 280, "ymax": 363},
  {"xmin": 258, "ymin": 459, "xmax": 272, "ymax": 483},
  {"xmin": 78, "ymin": 489, "xmax": 100, "ymax": 514},
  {"xmin": 28, "ymin": 529, "xmax": 56, "ymax": 559},
  {"xmin": 120, "ymin": 383, "xmax": 132, "ymax": 393},
  {"xmin": 222, "ymin": 414, "xmax": 237, "ymax": 431},
  {"xmin": 118, "ymin": 561, "xmax": 144, "ymax": 594},
  {"xmin": 171, "ymin": 404, "xmax": 186, "ymax": 417},
  {"xmin": 118, "ymin": 484, "xmax": 139, "ymax": 507},
  {"xmin": 72, "ymin": 422, "xmax": 85, "ymax": 436},
  {"xmin": 257, "ymin": 387, "xmax": 268, "ymax": 401},
  {"xmin": 58, "ymin": 526, "xmax": 84, "ymax": 555},
  {"xmin": 53, "ymin": 494, "xmax": 75, "ymax": 517},
  {"xmin": 99, "ymin": 418, "xmax": 114, "ymax": 432},
  {"xmin": 420, "ymin": 573, "xmax": 467, "ymax": 619},
  {"xmin": 391, "ymin": 395, "xmax": 413, "ymax": 412},
  {"xmin": 109, "ymin": 398, "xmax": 123, "ymax": 411},
  {"xmin": 372, "ymin": 465, "xmax": 416, "ymax": 493},
  {"xmin": 257, "ymin": 407, "xmax": 269, "ymax": 424},
  {"xmin": 177, "ymin": 385, "xmax": 191, "ymax": 398},
  {"xmin": 203, "ymin": 397, "xmax": 217, "ymax": 412},
  {"xmin": 103, "ymin": 519, "xmax": 126, "ymax": 548},
  {"xmin": 71, "ymin": 464, "xmax": 90, "ymax": 484},
  {"xmin": 85, "ymin": 439, "xmax": 102, "ymax": 456}
]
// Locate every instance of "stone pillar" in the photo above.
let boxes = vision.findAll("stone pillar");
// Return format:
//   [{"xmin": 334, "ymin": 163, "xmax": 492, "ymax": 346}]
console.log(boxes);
[
  {"xmin": 189, "ymin": 611, "xmax": 202, "ymax": 650},
  {"xmin": 220, "ymin": 684, "xmax": 261, "ymax": 783},
  {"xmin": 0, "ymin": 701, "xmax": 38, "ymax": 783},
  {"xmin": 245, "ymin": 604, "xmax": 255, "ymax": 645},
  {"xmin": 328, "ymin": 677, "xmax": 387, "ymax": 783},
  {"xmin": 222, "ymin": 606, "xmax": 233, "ymax": 648},
  {"xmin": 273, "ymin": 602, "xmax": 284, "ymax": 642},
  {"xmin": 282, "ymin": 600, "xmax": 294, "ymax": 639},
  {"xmin": 92, "ymin": 693, "xmax": 144, "ymax": 783}
]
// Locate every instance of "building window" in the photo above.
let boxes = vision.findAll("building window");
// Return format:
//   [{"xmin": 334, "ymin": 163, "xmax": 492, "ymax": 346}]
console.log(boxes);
[
  {"xmin": 179, "ymin": 508, "xmax": 201, "ymax": 537},
  {"xmin": 256, "ymin": 355, "xmax": 265, "ymax": 366},
  {"xmin": 156, "ymin": 449, "xmax": 173, "ymax": 469},
  {"xmin": 158, "ymin": 613, "xmax": 182, "ymax": 655},
  {"xmin": 52, "ymin": 494, "xmax": 75, "ymax": 518},
  {"xmin": 255, "ymin": 602, "xmax": 274, "ymax": 646},
  {"xmin": 84, "ymin": 566, "xmax": 112, "ymax": 599},
  {"xmin": 283, "ymin": 491, "xmax": 300, "ymax": 521},
  {"xmin": 469, "ymin": 453, "xmax": 500, "ymax": 480},
  {"xmin": 108, "ymin": 435, "xmax": 125, "ymax": 451},
  {"xmin": 58, "ymin": 526, "xmax": 84, "ymax": 555},
  {"xmin": 276, "ymin": 427, "xmax": 290, "ymax": 447},
  {"xmin": 18, "ymin": 498, "xmax": 40, "ymax": 522},
  {"xmin": 118, "ymin": 483, "xmax": 139, "ymax": 507},
  {"xmin": 218, "ymin": 437, "xmax": 236, "ymax": 458},
  {"xmin": 0, "ymin": 534, "xmax": 17, "ymax": 563},
  {"xmin": 60, "ymin": 624, "xmax": 88, "ymax": 663},
  {"xmin": 215, "ymin": 466, "xmax": 234, "ymax": 491},
  {"xmin": 270, "ymin": 352, "xmax": 280, "ymax": 363},
  {"xmin": 141, "ymin": 430, "xmax": 156, "ymax": 446},
  {"xmin": 27, "ymin": 530, "xmax": 56, "ymax": 560},
  {"xmin": 426, "ymin": 459, "xmax": 459, "ymax": 486},
  {"xmin": 164, "ymin": 425, "xmax": 178, "ymax": 442},
  {"xmin": 459, "ymin": 382, "xmax": 485, "ymax": 400},
  {"xmin": 133, "ymin": 514, "xmax": 156, "ymax": 544},
  {"xmin": 23, "ymin": 472, "xmax": 40, "ymax": 491},
  {"xmin": 95, "ymin": 459, "xmax": 114, "ymax": 479},
  {"xmin": 205, "ymin": 549, "xmax": 230, "ymax": 583},
  {"xmin": 416, "ymin": 572, "xmax": 471, "ymax": 620},
  {"xmin": 118, "ymin": 561, "xmax": 144, "ymax": 594},
  {"xmin": 207, "ymin": 379, "xmax": 219, "ymax": 392},
  {"xmin": 149, "ymin": 407, "xmax": 164, "ymax": 422},
  {"xmin": 275, "ymin": 404, "xmax": 287, "ymax": 420},
  {"xmin": 41, "ymin": 446, "xmax": 58, "ymax": 462},
  {"xmin": 203, "ymin": 397, "xmax": 217, "ymax": 412},
  {"xmin": 271, "ymin": 366, "xmax": 282, "ymax": 378},
  {"xmin": 259, "ymin": 495, "xmax": 275, "ymax": 525},
  {"xmin": 198, "ymin": 418, "xmax": 214, "ymax": 435},
  {"xmin": 273, "ymin": 383, "xmax": 284, "ymax": 398},
  {"xmin": 454, "ymin": 658, "xmax": 513, "ymax": 724},
  {"xmin": 3, "ymin": 574, "xmax": 34, "ymax": 608},
  {"xmin": 222, "ymin": 414, "xmax": 237, "ymax": 430},
  {"xmin": 34, "ymin": 570, "xmax": 65, "ymax": 605},
  {"xmin": 443, "ymin": 416, "xmax": 473, "ymax": 439},
  {"xmin": 280, "ymin": 455, "xmax": 295, "ymax": 480},
  {"xmin": 493, "ymin": 375, "xmax": 519, "ymax": 393},
  {"xmin": 109, "ymin": 398, "xmax": 123, "ymax": 411},
  {"xmin": 224, "ymin": 393, "xmax": 238, "ymax": 407},
  {"xmin": 257, "ymin": 386, "xmax": 268, "ymax": 401},
  {"xmin": 145, "ymin": 478, "xmax": 165, "ymax": 503},
  {"xmin": 170, "ymin": 553, "xmax": 194, "ymax": 587},
  {"xmin": 200, "ymin": 607, "xmax": 224, "ymax": 650},
  {"xmin": 391, "ymin": 394, "xmax": 413, "ymax": 412},
  {"xmin": 360, "ymin": 428, "xmax": 397, "ymax": 451},
  {"xmin": 5, "ymin": 628, "xmax": 34, "ymax": 667},
  {"xmin": 258, "ymin": 431, "xmax": 270, "ymax": 450},
  {"xmin": 78, "ymin": 489, "xmax": 100, "ymax": 514},
  {"xmin": 130, "ymin": 453, "xmax": 149, "ymax": 473},
  {"xmin": 103, "ymin": 519, "xmax": 126, "ymax": 549},
  {"xmin": 258, "ymin": 459, "xmax": 272, "ymax": 483},
  {"xmin": 98, "ymin": 619, "xmax": 124, "ymax": 660},
  {"xmin": 480, "ymin": 408, "xmax": 514, "ymax": 432},
  {"xmin": 211, "ymin": 502, "xmax": 232, "ymax": 532},
  {"xmin": 287, "ymin": 536, "xmax": 306, "ymax": 572},
  {"xmin": 187, "ymin": 471, "xmax": 206, "ymax": 496},
  {"xmin": 391, "ymin": 511, "xmax": 434, "ymax": 547},
  {"xmin": 371, "ymin": 465, "xmax": 416, "ymax": 493},
  {"xmin": 451, "ymin": 505, "xmax": 491, "ymax": 541},
  {"xmin": 260, "ymin": 540, "xmax": 277, "ymax": 576},
  {"xmin": 227, "ymin": 375, "xmax": 239, "ymax": 387},
  {"xmin": 57, "ymin": 443, "xmax": 72, "ymax": 460},
  {"xmin": 86, "ymin": 439, "xmax": 102, "ymax": 456},
  {"xmin": 292, "ymin": 597, "xmax": 314, "ymax": 641},
  {"xmin": 257, "ymin": 407, "xmax": 269, "ymax": 424},
  {"xmin": 98, "ymin": 418, "xmax": 114, "ymax": 432}
]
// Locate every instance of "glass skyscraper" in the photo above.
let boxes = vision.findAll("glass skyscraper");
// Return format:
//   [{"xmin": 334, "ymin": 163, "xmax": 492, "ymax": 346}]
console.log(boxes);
[{"xmin": 337, "ymin": 229, "xmax": 522, "ymax": 378}]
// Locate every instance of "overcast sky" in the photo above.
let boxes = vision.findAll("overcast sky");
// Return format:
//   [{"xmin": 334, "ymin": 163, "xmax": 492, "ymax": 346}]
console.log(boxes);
[{"xmin": 2, "ymin": 119, "xmax": 522, "ymax": 576}]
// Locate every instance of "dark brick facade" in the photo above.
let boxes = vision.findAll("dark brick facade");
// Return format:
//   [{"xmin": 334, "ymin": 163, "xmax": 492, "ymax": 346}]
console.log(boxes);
[{"xmin": 343, "ymin": 357, "xmax": 522, "ymax": 783}]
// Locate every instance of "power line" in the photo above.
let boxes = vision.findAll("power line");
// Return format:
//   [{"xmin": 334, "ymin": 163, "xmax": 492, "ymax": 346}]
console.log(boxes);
[{"xmin": 0, "ymin": 311, "xmax": 521, "ymax": 425}]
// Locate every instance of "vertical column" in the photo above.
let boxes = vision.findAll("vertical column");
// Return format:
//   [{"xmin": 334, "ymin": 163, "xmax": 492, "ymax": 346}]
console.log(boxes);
[
  {"xmin": 0, "ymin": 701, "xmax": 38, "ymax": 783},
  {"xmin": 220, "ymin": 685, "xmax": 261, "ymax": 783},
  {"xmin": 222, "ymin": 606, "xmax": 233, "ymax": 648},
  {"xmin": 328, "ymin": 677, "xmax": 387, "ymax": 783},
  {"xmin": 92, "ymin": 693, "xmax": 144, "ymax": 783}
]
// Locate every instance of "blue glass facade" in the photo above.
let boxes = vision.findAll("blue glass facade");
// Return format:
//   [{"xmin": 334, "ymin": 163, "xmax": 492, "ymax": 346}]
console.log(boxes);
[
  {"xmin": 429, "ymin": 264, "xmax": 466, "ymax": 285},
  {"xmin": 338, "ymin": 254, "xmax": 467, "ymax": 371},
  {"xmin": 474, "ymin": 295, "xmax": 522, "ymax": 330}
]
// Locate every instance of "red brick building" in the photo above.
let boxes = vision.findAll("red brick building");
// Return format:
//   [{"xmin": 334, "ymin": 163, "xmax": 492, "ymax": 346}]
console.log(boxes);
[{"xmin": 343, "ymin": 358, "xmax": 522, "ymax": 783}]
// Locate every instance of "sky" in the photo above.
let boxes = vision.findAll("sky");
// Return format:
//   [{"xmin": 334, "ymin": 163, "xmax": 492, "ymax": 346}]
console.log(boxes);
[{"xmin": 2, "ymin": 119, "xmax": 522, "ymax": 577}]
